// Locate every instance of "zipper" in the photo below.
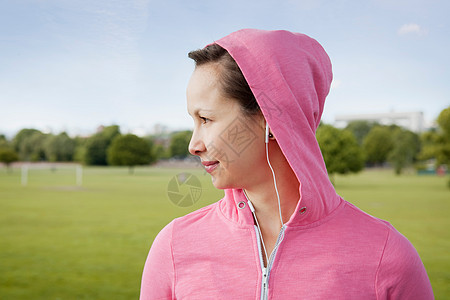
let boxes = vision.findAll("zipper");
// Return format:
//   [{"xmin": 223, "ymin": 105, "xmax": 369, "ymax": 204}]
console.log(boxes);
[
  {"xmin": 254, "ymin": 225, "xmax": 286, "ymax": 300},
  {"xmin": 262, "ymin": 266, "xmax": 268, "ymax": 300}
]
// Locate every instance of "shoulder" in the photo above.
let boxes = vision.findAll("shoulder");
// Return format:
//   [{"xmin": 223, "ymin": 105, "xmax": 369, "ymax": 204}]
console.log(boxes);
[
  {"xmin": 148, "ymin": 200, "xmax": 221, "ymax": 248},
  {"xmin": 341, "ymin": 202, "xmax": 433, "ymax": 298},
  {"xmin": 341, "ymin": 202, "xmax": 421, "ymax": 253},
  {"xmin": 375, "ymin": 223, "xmax": 433, "ymax": 299},
  {"xmin": 175, "ymin": 201, "xmax": 220, "ymax": 224},
  {"xmin": 331, "ymin": 201, "xmax": 394, "ymax": 244},
  {"xmin": 140, "ymin": 200, "xmax": 223, "ymax": 297},
  {"xmin": 154, "ymin": 200, "xmax": 224, "ymax": 244},
  {"xmin": 342, "ymin": 202, "xmax": 424, "ymax": 264},
  {"xmin": 343, "ymin": 201, "xmax": 391, "ymax": 229}
]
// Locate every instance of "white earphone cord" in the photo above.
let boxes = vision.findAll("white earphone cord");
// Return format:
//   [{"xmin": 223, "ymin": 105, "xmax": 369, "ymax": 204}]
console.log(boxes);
[
  {"xmin": 245, "ymin": 124, "xmax": 285, "ymax": 266},
  {"xmin": 266, "ymin": 137, "xmax": 284, "ymax": 227}
]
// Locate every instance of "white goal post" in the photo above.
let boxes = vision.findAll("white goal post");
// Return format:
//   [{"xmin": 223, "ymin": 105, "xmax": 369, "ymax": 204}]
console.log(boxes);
[{"xmin": 20, "ymin": 163, "xmax": 83, "ymax": 187}]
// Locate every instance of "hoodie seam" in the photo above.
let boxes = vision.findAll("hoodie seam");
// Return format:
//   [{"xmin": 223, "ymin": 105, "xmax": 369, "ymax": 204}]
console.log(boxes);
[{"xmin": 374, "ymin": 224, "xmax": 390, "ymax": 300}]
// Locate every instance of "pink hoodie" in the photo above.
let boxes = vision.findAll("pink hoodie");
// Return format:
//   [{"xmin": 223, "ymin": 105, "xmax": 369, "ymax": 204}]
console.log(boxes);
[{"xmin": 140, "ymin": 29, "xmax": 433, "ymax": 299}]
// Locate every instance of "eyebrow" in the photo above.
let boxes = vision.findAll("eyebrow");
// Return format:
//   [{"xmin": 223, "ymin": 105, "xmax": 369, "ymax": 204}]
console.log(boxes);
[{"xmin": 188, "ymin": 108, "xmax": 214, "ymax": 116}]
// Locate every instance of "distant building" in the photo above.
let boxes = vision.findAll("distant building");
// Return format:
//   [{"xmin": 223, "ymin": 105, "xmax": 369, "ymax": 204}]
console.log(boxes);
[
  {"xmin": 334, "ymin": 111, "xmax": 425, "ymax": 133},
  {"xmin": 152, "ymin": 124, "xmax": 170, "ymax": 135},
  {"xmin": 96, "ymin": 125, "xmax": 105, "ymax": 134}
]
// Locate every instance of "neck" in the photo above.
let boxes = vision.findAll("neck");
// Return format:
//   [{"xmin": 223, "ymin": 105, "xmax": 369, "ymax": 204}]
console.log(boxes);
[{"xmin": 244, "ymin": 142, "xmax": 300, "ymax": 230}]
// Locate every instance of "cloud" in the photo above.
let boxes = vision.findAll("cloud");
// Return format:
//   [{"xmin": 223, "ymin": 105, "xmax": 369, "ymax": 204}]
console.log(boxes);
[{"xmin": 398, "ymin": 23, "xmax": 427, "ymax": 36}]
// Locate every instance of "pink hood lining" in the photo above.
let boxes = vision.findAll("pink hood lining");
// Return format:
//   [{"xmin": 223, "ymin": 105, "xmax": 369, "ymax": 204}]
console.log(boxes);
[{"xmin": 215, "ymin": 29, "xmax": 342, "ymax": 226}]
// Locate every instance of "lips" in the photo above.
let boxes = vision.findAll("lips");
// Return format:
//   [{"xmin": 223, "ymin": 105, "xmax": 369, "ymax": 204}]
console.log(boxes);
[{"xmin": 201, "ymin": 160, "xmax": 219, "ymax": 173}]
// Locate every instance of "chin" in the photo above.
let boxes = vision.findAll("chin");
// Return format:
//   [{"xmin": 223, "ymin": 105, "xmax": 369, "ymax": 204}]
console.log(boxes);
[{"xmin": 210, "ymin": 174, "xmax": 236, "ymax": 190}]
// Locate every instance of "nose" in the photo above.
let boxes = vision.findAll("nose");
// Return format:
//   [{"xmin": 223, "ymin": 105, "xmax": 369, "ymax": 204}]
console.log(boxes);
[{"xmin": 188, "ymin": 129, "xmax": 206, "ymax": 156}]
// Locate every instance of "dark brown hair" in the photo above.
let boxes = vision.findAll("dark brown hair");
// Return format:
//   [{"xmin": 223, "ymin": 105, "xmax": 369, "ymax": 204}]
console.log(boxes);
[{"xmin": 188, "ymin": 44, "xmax": 260, "ymax": 116}]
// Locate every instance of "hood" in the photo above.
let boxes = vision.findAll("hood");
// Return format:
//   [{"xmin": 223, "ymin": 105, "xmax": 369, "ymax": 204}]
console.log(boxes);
[{"xmin": 215, "ymin": 29, "xmax": 342, "ymax": 227}]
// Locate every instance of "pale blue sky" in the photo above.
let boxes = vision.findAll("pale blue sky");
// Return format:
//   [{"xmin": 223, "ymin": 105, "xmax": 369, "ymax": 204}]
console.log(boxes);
[{"xmin": 1, "ymin": 0, "xmax": 449, "ymax": 137}]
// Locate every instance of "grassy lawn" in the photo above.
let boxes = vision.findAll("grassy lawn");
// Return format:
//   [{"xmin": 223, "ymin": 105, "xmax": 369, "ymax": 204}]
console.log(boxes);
[{"xmin": 0, "ymin": 166, "xmax": 448, "ymax": 299}]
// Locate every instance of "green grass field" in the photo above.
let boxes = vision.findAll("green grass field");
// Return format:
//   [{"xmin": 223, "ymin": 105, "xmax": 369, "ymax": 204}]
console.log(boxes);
[{"xmin": 0, "ymin": 166, "xmax": 448, "ymax": 299}]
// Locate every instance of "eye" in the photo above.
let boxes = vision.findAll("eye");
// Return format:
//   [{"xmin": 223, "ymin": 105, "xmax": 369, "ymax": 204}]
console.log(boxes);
[{"xmin": 199, "ymin": 116, "xmax": 210, "ymax": 124}]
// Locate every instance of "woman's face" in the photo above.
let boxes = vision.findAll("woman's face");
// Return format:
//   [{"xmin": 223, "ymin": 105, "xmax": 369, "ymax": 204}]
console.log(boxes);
[{"xmin": 186, "ymin": 64, "xmax": 268, "ymax": 189}]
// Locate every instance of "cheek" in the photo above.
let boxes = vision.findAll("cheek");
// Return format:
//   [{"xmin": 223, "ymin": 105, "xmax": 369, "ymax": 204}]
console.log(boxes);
[
  {"xmin": 217, "ymin": 121, "xmax": 264, "ymax": 158},
  {"xmin": 234, "ymin": 137, "xmax": 267, "ymax": 170},
  {"xmin": 247, "ymin": 141, "xmax": 267, "ymax": 164}
]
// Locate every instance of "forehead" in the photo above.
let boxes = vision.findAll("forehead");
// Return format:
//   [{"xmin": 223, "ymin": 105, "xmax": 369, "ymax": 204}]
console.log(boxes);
[
  {"xmin": 187, "ymin": 64, "xmax": 219, "ymax": 94},
  {"xmin": 186, "ymin": 64, "xmax": 235, "ymax": 114}
]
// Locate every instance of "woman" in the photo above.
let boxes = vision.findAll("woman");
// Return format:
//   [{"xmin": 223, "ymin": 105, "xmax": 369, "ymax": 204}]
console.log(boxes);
[{"xmin": 140, "ymin": 29, "xmax": 433, "ymax": 299}]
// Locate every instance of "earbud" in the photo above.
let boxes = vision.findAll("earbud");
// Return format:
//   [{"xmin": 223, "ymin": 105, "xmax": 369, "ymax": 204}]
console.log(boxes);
[{"xmin": 265, "ymin": 122, "xmax": 274, "ymax": 143}]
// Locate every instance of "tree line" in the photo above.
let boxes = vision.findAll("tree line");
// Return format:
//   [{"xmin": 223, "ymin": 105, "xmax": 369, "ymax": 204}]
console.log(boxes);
[
  {"xmin": 0, "ymin": 125, "xmax": 193, "ymax": 174},
  {"xmin": 0, "ymin": 106, "xmax": 449, "ymax": 178},
  {"xmin": 316, "ymin": 106, "xmax": 449, "ymax": 182}
]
